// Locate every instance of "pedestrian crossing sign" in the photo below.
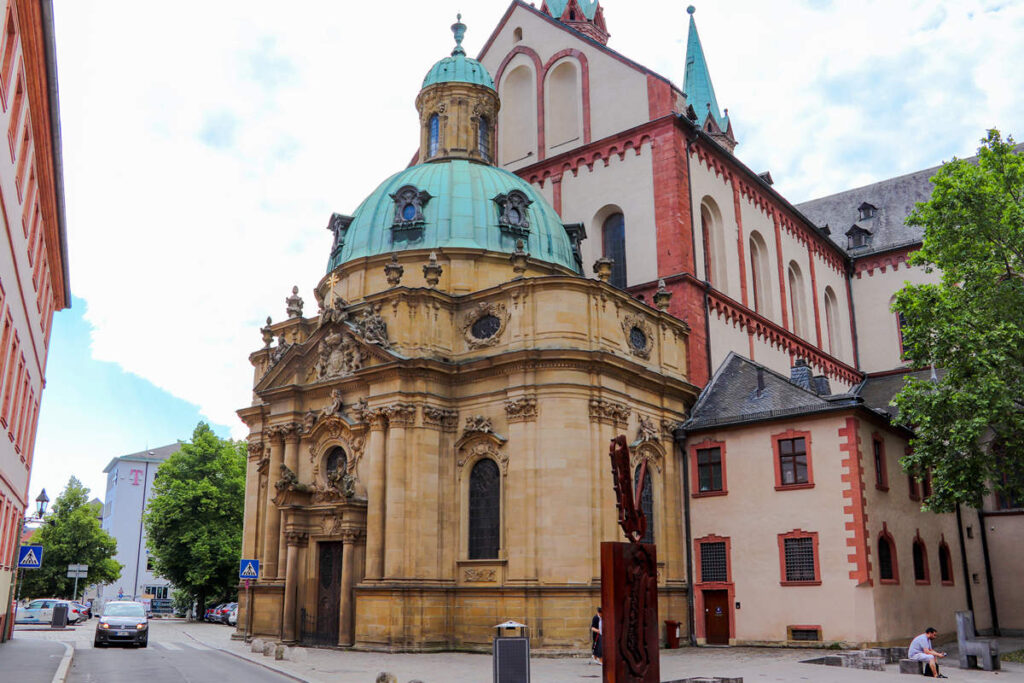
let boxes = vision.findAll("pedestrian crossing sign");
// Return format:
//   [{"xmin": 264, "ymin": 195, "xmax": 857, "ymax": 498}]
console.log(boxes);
[
  {"xmin": 18, "ymin": 545, "xmax": 43, "ymax": 569},
  {"xmin": 239, "ymin": 559, "xmax": 259, "ymax": 579}
]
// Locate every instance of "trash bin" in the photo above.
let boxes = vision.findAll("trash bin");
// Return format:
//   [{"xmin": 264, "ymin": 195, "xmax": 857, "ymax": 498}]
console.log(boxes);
[
  {"xmin": 493, "ymin": 620, "xmax": 530, "ymax": 683},
  {"xmin": 665, "ymin": 619, "xmax": 680, "ymax": 649},
  {"xmin": 51, "ymin": 603, "xmax": 69, "ymax": 629}
]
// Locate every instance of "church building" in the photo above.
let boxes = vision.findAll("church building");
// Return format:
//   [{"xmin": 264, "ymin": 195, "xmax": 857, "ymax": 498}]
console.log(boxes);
[{"xmin": 238, "ymin": 1, "xmax": 1020, "ymax": 651}]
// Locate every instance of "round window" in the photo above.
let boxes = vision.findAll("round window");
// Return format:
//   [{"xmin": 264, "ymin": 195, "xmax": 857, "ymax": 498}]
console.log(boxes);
[
  {"xmin": 471, "ymin": 314, "xmax": 502, "ymax": 340},
  {"xmin": 401, "ymin": 204, "xmax": 417, "ymax": 221},
  {"xmin": 508, "ymin": 207, "xmax": 521, "ymax": 224},
  {"xmin": 629, "ymin": 326, "xmax": 647, "ymax": 351}
]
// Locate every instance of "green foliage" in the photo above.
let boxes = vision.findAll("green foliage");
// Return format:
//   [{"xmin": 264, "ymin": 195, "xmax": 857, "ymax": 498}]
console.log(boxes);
[
  {"xmin": 144, "ymin": 422, "xmax": 245, "ymax": 611},
  {"xmin": 893, "ymin": 129, "xmax": 1024, "ymax": 512},
  {"xmin": 1004, "ymin": 649, "xmax": 1024, "ymax": 664},
  {"xmin": 171, "ymin": 588, "xmax": 193, "ymax": 617},
  {"xmin": 18, "ymin": 477, "xmax": 121, "ymax": 600}
]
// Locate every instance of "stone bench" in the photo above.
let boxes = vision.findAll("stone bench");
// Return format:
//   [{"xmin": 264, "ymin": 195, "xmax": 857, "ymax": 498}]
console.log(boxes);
[
  {"xmin": 899, "ymin": 659, "xmax": 943, "ymax": 676},
  {"xmin": 956, "ymin": 610, "xmax": 1000, "ymax": 671}
]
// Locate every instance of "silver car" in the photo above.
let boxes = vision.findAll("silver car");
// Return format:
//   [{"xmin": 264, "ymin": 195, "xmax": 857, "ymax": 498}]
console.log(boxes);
[{"xmin": 94, "ymin": 601, "xmax": 148, "ymax": 648}]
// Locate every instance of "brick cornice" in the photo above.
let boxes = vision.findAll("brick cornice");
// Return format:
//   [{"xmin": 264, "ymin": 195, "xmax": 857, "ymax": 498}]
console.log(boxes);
[{"xmin": 852, "ymin": 245, "xmax": 920, "ymax": 278}]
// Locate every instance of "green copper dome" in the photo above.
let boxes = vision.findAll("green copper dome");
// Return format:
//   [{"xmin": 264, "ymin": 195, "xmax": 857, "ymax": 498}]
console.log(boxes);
[
  {"xmin": 326, "ymin": 160, "xmax": 578, "ymax": 273},
  {"xmin": 422, "ymin": 14, "xmax": 495, "ymax": 91}
]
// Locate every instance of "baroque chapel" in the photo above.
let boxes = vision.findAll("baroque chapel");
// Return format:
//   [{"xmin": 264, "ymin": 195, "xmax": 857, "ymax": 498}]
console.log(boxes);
[{"xmin": 239, "ymin": 1, "xmax": 1022, "ymax": 651}]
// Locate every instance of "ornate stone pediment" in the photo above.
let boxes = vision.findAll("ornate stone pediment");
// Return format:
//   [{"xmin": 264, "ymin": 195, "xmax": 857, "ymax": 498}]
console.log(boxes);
[
  {"xmin": 504, "ymin": 396, "xmax": 537, "ymax": 423},
  {"xmin": 307, "ymin": 416, "xmax": 367, "ymax": 504}
]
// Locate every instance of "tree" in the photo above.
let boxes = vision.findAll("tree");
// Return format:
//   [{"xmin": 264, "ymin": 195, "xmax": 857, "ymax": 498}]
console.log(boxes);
[
  {"xmin": 18, "ymin": 477, "xmax": 121, "ymax": 599},
  {"xmin": 144, "ymin": 422, "xmax": 246, "ymax": 614},
  {"xmin": 893, "ymin": 129, "xmax": 1024, "ymax": 512}
]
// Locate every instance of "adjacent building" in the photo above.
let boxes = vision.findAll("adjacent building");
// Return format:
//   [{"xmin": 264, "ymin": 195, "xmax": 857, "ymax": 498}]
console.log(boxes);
[
  {"xmin": 97, "ymin": 444, "xmax": 179, "ymax": 605},
  {"xmin": 0, "ymin": 0, "xmax": 68, "ymax": 642}
]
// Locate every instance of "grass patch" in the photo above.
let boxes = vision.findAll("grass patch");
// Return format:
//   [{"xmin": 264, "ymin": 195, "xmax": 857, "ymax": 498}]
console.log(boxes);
[{"xmin": 1004, "ymin": 649, "xmax": 1024, "ymax": 663}]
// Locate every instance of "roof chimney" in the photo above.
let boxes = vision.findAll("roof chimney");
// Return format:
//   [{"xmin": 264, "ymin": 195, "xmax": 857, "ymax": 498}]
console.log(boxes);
[
  {"xmin": 790, "ymin": 358, "xmax": 813, "ymax": 391},
  {"xmin": 812, "ymin": 375, "xmax": 831, "ymax": 396}
]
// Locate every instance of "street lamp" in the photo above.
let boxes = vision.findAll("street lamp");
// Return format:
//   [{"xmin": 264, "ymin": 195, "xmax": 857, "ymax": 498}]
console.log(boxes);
[{"xmin": 34, "ymin": 489, "xmax": 49, "ymax": 519}]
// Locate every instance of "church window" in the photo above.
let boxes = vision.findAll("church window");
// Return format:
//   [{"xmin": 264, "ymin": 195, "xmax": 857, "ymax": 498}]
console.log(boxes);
[
  {"xmin": 787, "ymin": 262, "xmax": 807, "ymax": 338},
  {"xmin": 748, "ymin": 231, "xmax": 772, "ymax": 317},
  {"xmin": 494, "ymin": 190, "xmax": 532, "ymax": 236},
  {"xmin": 700, "ymin": 199, "xmax": 727, "ymax": 295},
  {"xmin": 938, "ymin": 541, "xmax": 953, "ymax": 584},
  {"xmin": 896, "ymin": 309, "xmax": 907, "ymax": 356},
  {"xmin": 513, "ymin": 27, "xmax": 523, "ymax": 42},
  {"xmin": 545, "ymin": 59, "xmax": 581, "ymax": 151},
  {"xmin": 471, "ymin": 314, "xmax": 501, "ymax": 340},
  {"xmin": 824, "ymin": 286, "xmax": 842, "ymax": 358},
  {"xmin": 773, "ymin": 432, "xmax": 812, "ymax": 489},
  {"xmin": 912, "ymin": 535, "xmax": 929, "ymax": 584},
  {"xmin": 389, "ymin": 185, "xmax": 431, "ymax": 233},
  {"xmin": 468, "ymin": 458, "xmax": 500, "ymax": 559},
  {"xmin": 602, "ymin": 213, "xmax": 627, "ymax": 289},
  {"xmin": 428, "ymin": 114, "xmax": 440, "ymax": 157},
  {"xmin": 696, "ymin": 446, "xmax": 723, "ymax": 494},
  {"xmin": 478, "ymin": 116, "xmax": 491, "ymax": 163},
  {"xmin": 499, "ymin": 65, "xmax": 536, "ymax": 165},
  {"xmin": 778, "ymin": 530, "xmax": 820, "ymax": 585},
  {"xmin": 699, "ymin": 540, "xmax": 727, "ymax": 583},
  {"xmin": 634, "ymin": 463, "xmax": 653, "ymax": 544},
  {"xmin": 878, "ymin": 529, "xmax": 898, "ymax": 583},
  {"xmin": 628, "ymin": 326, "xmax": 647, "ymax": 353},
  {"xmin": 873, "ymin": 436, "xmax": 888, "ymax": 491}
]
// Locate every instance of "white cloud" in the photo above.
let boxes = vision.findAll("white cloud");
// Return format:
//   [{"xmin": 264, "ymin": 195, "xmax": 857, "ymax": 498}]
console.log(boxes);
[{"xmin": 50, "ymin": 0, "xmax": 1024, "ymax": 438}]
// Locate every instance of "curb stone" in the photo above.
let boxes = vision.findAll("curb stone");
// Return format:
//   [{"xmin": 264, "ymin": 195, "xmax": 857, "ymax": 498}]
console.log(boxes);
[
  {"xmin": 181, "ymin": 631, "xmax": 309, "ymax": 683},
  {"xmin": 52, "ymin": 641, "xmax": 73, "ymax": 683}
]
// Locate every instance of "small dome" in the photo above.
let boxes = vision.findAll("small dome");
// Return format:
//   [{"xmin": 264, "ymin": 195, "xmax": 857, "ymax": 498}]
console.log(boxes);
[
  {"xmin": 422, "ymin": 14, "xmax": 495, "ymax": 91},
  {"xmin": 327, "ymin": 160, "xmax": 577, "ymax": 273}
]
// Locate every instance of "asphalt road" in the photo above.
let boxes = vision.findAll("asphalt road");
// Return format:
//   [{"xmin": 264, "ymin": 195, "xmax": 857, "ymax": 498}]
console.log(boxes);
[{"xmin": 67, "ymin": 638, "xmax": 295, "ymax": 683}]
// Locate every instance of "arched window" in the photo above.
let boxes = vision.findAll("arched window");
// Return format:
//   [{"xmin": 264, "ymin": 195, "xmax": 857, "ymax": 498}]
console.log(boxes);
[
  {"xmin": 325, "ymin": 447, "xmax": 347, "ymax": 478},
  {"xmin": 428, "ymin": 114, "xmax": 440, "ymax": 157},
  {"xmin": 748, "ymin": 232, "xmax": 772, "ymax": 317},
  {"xmin": 700, "ymin": 198, "xmax": 727, "ymax": 295},
  {"xmin": 545, "ymin": 59, "xmax": 581, "ymax": 151},
  {"xmin": 824, "ymin": 286, "xmax": 842, "ymax": 357},
  {"xmin": 468, "ymin": 459, "xmax": 500, "ymax": 559},
  {"xmin": 478, "ymin": 116, "xmax": 491, "ymax": 163},
  {"xmin": 912, "ymin": 536, "xmax": 929, "ymax": 584},
  {"xmin": 938, "ymin": 542, "xmax": 953, "ymax": 584},
  {"xmin": 787, "ymin": 261, "xmax": 807, "ymax": 338},
  {"xmin": 499, "ymin": 64, "xmax": 535, "ymax": 165},
  {"xmin": 513, "ymin": 27, "xmax": 523, "ymax": 42},
  {"xmin": 634, "ymin": 463, "xmax": 654, "ymax": 544},
  {"xmin": 602, "ymin": 213, "xmax": 627, "ymax": 289},
  {"xmin": 878, "ymin": 532, "xmax": 898, "ymax": 583}
]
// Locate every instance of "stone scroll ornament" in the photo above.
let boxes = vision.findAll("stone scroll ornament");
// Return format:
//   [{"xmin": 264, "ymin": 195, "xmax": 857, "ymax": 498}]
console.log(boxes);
[{"xmin": 602, "ymin": 434, "xmax": 659, "ymax": 683}]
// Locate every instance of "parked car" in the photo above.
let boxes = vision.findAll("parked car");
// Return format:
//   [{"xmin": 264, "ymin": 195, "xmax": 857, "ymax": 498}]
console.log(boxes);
[
  {"xmin": 227, "ymin": 604, "xmax": 238, "ymax": 626},
  {"xmin": 205, "ymin": 603, "xmax": 225, "ymax": 622},
  {"xmin": 73, "ymin": 602, "xmax": 91, "ymax": 619},
  {"xmin": 94, "ymin": 601, "xmax": 148, "ymax": 648},
  {"xmin": 215, "ymin": 602, "xmax": 236, "ymax": 624},
  {"xmin": 15, "ymin": 599, "xmax": 80, "ymax": 625}
]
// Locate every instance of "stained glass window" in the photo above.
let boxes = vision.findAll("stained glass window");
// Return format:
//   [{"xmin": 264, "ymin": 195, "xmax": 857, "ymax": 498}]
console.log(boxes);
[
  {"xmin": 469, "ymin": 459, "xmax": 500, "ymax": 559},
  {"xmin": 602, "ymin": 213, "xmax": 627, "ymax": 289}
]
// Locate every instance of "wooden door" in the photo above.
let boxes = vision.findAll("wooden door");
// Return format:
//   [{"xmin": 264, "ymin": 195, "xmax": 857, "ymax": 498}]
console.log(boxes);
[
  {"xmin": 317, "ymin": 542, "xmax": 344, "ymax": 644},
  {"xmin": 703, "ymin": 590, "xmax": 729, "ymax": 645}
]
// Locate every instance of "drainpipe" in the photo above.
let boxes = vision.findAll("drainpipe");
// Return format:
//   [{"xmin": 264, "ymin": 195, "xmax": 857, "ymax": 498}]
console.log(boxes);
[
  {"xmin": 977, "ymin": 508, "xmax": 1000, "ymax": 635},
  {"xmin": 954, "ymin": 504, "xmax": 973, "ymax": 614},
  {"xmin": 672, "ymin": 426, "xmax": 696, "ymax": 646}
]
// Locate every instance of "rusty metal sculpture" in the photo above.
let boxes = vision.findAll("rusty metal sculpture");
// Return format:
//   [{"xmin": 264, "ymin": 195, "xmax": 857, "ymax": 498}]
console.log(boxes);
[{"xmin": 601, "ymin": 435, "xmax": 660, "ymax": 683}]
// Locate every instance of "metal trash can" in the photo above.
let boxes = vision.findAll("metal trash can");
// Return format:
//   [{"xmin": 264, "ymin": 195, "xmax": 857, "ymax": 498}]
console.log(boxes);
[
  {"xmin": 665, "ymin": 619, "xmax": 681, "ymax": 649},
  {"xmin": 493, "ymin": 620, "xmax": 530, "ymax": 683},
  {"xmin": 51, "ymin": 603, "xmax": 68, "ymax": 629}
]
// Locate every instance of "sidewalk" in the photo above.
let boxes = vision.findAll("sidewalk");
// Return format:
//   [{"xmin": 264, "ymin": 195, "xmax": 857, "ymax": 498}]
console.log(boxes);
[
  {"xmin": 181, "ymin": 622, "xmax": 1024, "ymax": 683},
  {"xmin": 0, "ymin": 638, "xmax": 69, "ymax": 683}
]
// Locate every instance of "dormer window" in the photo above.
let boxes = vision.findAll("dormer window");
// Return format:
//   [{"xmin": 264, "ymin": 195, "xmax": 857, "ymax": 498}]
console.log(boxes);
[
  {"xmin": 327, "ymin": 213, "xmax": 354, "ymax": 258},
  {"xmin": 858, "ymin": 202, "xmax": 877, "ymax": 221},
  {"xmin": 846, "ymin": 224, "xmax": 872, "ymax": 250},
  {"xmin": 494, "ymin": 190, "xmax": 533, "ymax": 236},
  {"xmin": 390, "ymin": 185, "xmax": 432, "ymax": 234}
]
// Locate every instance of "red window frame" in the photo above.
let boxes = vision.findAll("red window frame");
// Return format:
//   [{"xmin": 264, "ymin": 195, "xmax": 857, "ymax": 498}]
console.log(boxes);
[
  {"xmin": 872, "ymin": 433, "xmax": 889, "ymax": 491},
  {"xmin": 938, "ymin": 536, "xmax": 954, "ymax": 586},
  {"xmin": 693, "ymin": 534, "xmax": 735, "ymax": 644},
  {"xmin": 878, "ymin": 522, "xmax": 900, "ymax": 585},
  {"xmin": 777, "ymin": 529, "xmax": 821, "ymax": 586},
  {"xmin": 772, "ymin": 429, "xmax": 814, "ymax": 490},
  {"xmin": 690, "ymin": 439, "xmax": 727, "ymax": 497},
  {"xmin": 1, "ymin": 330, "xmax": 19, "ymax": 427},
  {"xmin": 912, "ymin": 531, "xmax": 930, "ymax": 585},
  {"xmin": 906, "ymin": 446, "xmax": 920, "ymax": 501},
  {"xmin": 0, "ymin": 4, "xmax": 17, "ymax": 109}
]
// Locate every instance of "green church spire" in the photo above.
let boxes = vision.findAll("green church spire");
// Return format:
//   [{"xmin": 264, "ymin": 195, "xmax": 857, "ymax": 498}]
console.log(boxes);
[{"xmin": 684, "ymin": 6, "xmax": 728, "ymax": 134}]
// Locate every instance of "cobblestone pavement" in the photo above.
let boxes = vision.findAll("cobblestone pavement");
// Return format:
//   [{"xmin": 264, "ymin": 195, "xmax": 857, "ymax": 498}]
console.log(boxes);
[{"xmin": 15, "ymin": 619, "xmax": 1024, "ymax": 682}]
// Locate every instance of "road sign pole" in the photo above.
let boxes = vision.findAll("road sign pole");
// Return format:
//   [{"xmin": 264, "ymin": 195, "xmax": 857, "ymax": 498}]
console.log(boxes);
[{"xmin": 73, "ymin": 574, "xmax": 78, "ymax": 602}]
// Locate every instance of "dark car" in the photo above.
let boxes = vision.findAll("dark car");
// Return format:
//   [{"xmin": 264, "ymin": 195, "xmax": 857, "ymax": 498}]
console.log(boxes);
[
  {"xmin": 218, "ymin": 602, "xmax": 237, "ymax": 624},
  {"xmin": 94, "ymin": 601, "xmax": 148, "ymax": 648}
]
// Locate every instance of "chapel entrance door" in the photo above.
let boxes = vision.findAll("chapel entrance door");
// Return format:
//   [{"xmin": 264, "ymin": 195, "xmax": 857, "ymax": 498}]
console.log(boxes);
[
  {"xmin": 316, "ymin": 541, "xmax": 344, "ymax": 644},
  {"xmin": 703, "ymin": 590, "xmax": 730, "ymax": 645}
]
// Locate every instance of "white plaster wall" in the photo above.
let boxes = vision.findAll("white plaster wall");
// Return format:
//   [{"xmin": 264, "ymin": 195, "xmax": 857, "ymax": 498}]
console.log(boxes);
[
  {"xmin": 851, "ymin": 264, "xmax": 937, "ymax": 373},
  {"xmin": 708, "ymin": 315, "xmax": 750, "ymax": 374},
  {"xmin": 688, "ymin": 155, "xmax": 739, "ymax": 300}
]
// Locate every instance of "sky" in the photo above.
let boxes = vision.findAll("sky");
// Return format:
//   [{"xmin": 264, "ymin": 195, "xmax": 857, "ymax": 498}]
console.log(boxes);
[{"xmin": 28, "ymin": 0, "xmax": 1024, "ymax": 504}]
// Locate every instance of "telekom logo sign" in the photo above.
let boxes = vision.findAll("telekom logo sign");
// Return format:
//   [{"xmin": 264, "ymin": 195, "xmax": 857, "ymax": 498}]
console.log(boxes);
[{"xmin": 129, "ymin": 469, "xmax": 144, "ymax": 486}]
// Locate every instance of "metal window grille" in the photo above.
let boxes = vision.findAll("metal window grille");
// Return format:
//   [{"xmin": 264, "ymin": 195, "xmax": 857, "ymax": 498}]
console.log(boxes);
[
  {"xmin": 784, "ymin": 537, "xmax": 815, "ymax": 582},
  {"xmin": 469, "ymin": 459, "xmax": 500, "ymax": 559},
  {"xmin": 635, "ymin": 463, "xmax": 654, "ymax": 544},
  {"xmin": 697, "ymin": 447, "xmax": 722, "ymax": 492},
  {"xmin": 791, "ymin": 628, "xmax": 820, "ymax": 641},
  {"xmin": 700, "ymin": 541, "xmax": 727, "ymax": 583},
  {"xmin": 602, "ymin": 213, "xmax": 627, "ymax": 289},
  {"xmin": 779, "ymin": 437, "xmax": 808, "ymax": 485},
  {"xmin": 913, "ymin": 541, "xmax": 926, "ymax": 581},
  {"xmin": 878, "ymin": 537, "xmax": 894, "ymax": 580}
]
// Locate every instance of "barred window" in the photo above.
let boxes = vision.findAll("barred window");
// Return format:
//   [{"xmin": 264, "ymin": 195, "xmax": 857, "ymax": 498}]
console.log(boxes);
[
  {"xmin": 697, "ymin": 447, "xmax": 723, "ymax": 493},
  {"xmin": 778, "ymin": 437, "xmax": 808, "ymax": 485},
  {"xmin": 700, "ymin": 541, "xmax": 727, "ymax": 583},
  {"xmin": 784, "ymin": 537, "xmax": 816, "ymax": 582},
  {"xmin": 468, "ymin": 459, "xmax": 500, "ymax": 559},
  {"xmin": 635, "ymin": 463, "xmax": 654, "ymax": 544}
]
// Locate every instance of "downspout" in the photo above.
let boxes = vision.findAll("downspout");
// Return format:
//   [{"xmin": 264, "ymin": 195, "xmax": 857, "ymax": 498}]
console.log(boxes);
[
  {"xmin": 673, "ymin": 426, "xmax": 696, "ymax": 647},
  {"xmin": 844, "ymin": 261, "xmax": 861, "ymax": 369},
  {"xmin": 954, "ymin": 504, "xmax": 973, "ymax": 613},
  {"xmin": 977, "ymin": 509, "xmax": 1000, "ymax": 635}
]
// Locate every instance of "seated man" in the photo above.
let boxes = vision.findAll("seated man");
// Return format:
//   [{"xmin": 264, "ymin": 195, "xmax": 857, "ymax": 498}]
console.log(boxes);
[{"xmin": 909, "ymin": 627, "xmax": 948, "ymax": 678}]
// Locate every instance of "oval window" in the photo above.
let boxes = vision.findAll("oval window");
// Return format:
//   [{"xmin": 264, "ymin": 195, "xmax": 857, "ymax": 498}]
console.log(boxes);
[
  {"xmin": 629, "ymin": 326, "xmax": 647, "ymax": 351},
  {"xmin": 471, "ymin": 314, "xmax": 502, "ymax": 340},
  {"xmin": 402, "ymin": 203, "xmax": 417, "ymax": 221},
  {"xmin": 508, "ymin": 207, "xmax": 522, "ymax": 224}
]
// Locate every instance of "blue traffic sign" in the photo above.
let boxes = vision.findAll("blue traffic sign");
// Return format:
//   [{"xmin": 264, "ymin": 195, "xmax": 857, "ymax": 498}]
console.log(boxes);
[
  {"xmin": 239, "ymin": 559, "xmax": 259, "ymax": 579},
  {"xmin": 18, "ymin": 545, "xmax": 43, "ymax": 569}
]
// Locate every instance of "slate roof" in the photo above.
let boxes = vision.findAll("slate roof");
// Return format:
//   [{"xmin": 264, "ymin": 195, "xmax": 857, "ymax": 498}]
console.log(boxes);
[
  {"xmin": 684, "ymin": 353, "xmax": 861, "ymax": 431},
  {"xmin": 102, "ymin": 442, "xmax": 181, "ymax": 473},
  {"xmin": 858, "ymin": 368, "xmax": 940, "ymax": 417},
  {"xmin": 796, "ymin": 143, "xmax": 1024, "ymax": 257}
]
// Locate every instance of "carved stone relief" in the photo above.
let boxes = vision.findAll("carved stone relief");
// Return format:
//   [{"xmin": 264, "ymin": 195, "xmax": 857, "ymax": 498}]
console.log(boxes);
[
  {"xmin": 635, "ymin": 414, "xmax": 659, "ymax": 444},
  {"xmin": 504, "ymin": 396, "xmax": 538, "ymax": 423},
  {"xmin": 354, "ymin": 306, "xmax": 390, "ymax": 349},
  {"xmin": 461, "ymin": 301, "xmax": 510, "ymax": 350},
  {"xmin": 383, "ymin": 403, "xmax": 417, "ymax": 427},
  {"xmin": 463, "ymin": 568, "xmax": 497, "ymax": 582},
  {"xmin": 423, "ymin": 406, "xmax": 459, "ymax": 432},
  {"xmin": 589, "ymin": 398, "xmax": 631, "ymax": 428},
  {"xmin": 661, "ymin": 419, "xmax": 683, "ymax": 440},
  {"xmin": 312, "ymin": 330, "xmax": 364, "ymax": 380}
]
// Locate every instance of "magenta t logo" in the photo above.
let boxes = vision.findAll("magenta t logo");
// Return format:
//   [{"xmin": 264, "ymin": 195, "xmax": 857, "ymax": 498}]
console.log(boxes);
[{"xmin": 129, "ymin": 469, "xmax": 143, "ymax": 486}]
